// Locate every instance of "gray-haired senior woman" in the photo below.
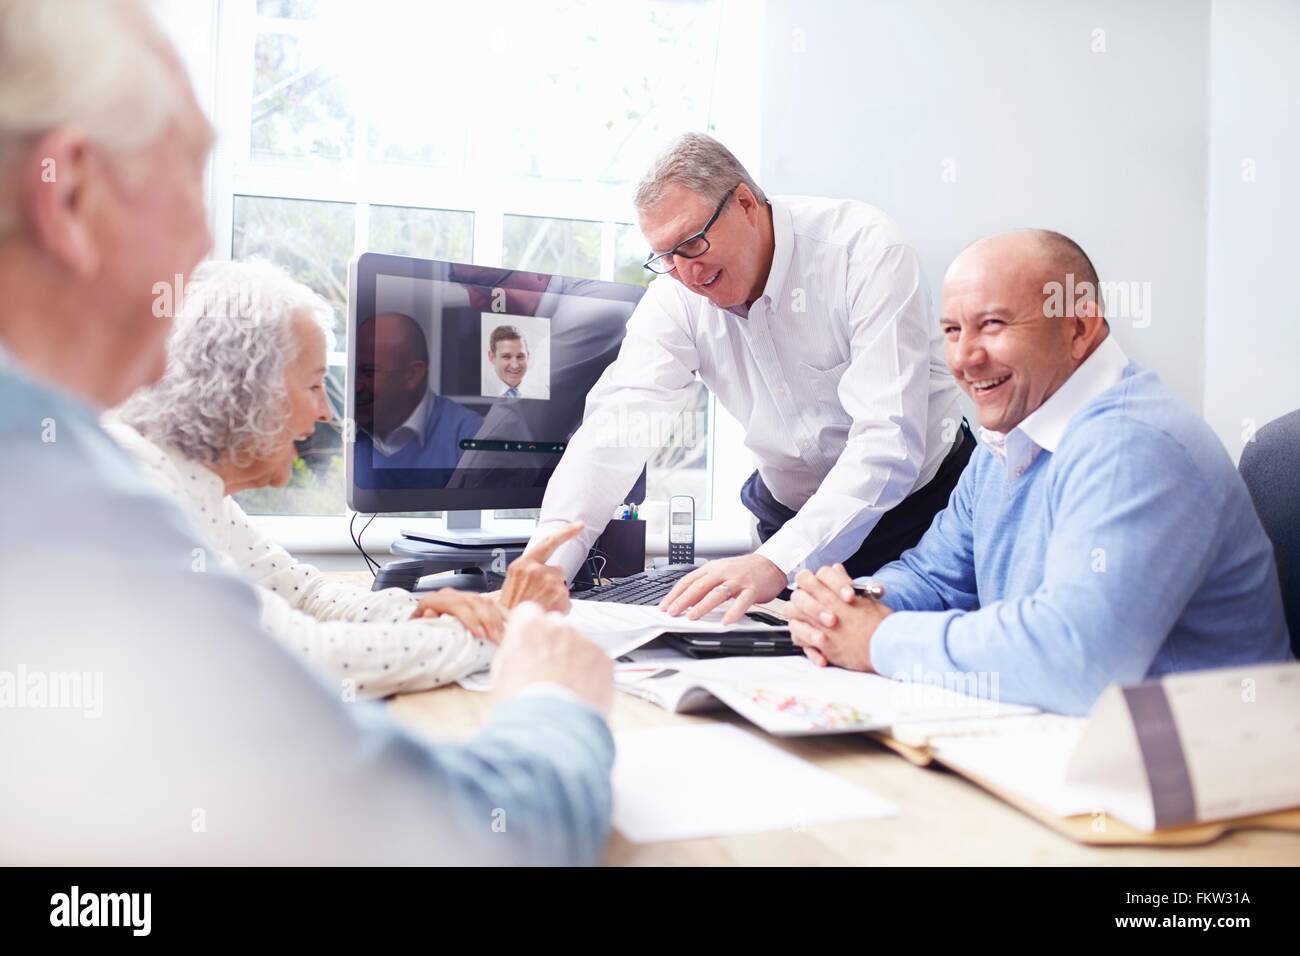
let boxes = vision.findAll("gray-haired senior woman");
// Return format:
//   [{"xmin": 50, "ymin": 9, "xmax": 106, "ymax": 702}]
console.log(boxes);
[{"xmin": 108, "ymin": 259, "xmax": 576, "ymax": 700}]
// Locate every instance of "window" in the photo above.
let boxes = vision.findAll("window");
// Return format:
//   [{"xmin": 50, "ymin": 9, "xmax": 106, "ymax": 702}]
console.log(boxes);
[
  {"xmin": 369, "ymin": 205, "xmax": 474, "ymax": 263},
  {"xmin": 502, "ymin": 215, "xmax": 602, "ymax": 280},
  {"xmin": 205, "ymin": 0, "xmax": 762, "ymax": 542},
  {"xmin": 232, "ymin": 195, "xmax": 353, "ymax": 331}
]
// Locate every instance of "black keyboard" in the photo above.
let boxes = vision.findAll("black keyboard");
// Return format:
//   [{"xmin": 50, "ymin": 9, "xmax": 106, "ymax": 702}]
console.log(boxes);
[{"xmin": 576, "ymin": 564, "xmax": 697, "ymax": 605}]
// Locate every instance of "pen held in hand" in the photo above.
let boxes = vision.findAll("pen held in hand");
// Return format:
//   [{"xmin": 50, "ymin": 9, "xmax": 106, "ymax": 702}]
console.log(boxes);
[{"xmin": 849, "ymin": 582, "xmax": 885, "ymax": 600}]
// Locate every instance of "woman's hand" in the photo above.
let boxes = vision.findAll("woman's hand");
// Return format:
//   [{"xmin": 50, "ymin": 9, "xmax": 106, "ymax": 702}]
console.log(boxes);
[
  {"xmin": 412, "ymin": 589, "xmax": 507, "ymax": 643},
  {"xmin": 499, "ymin": 521, "xmax": 585, "ymax": 612}
]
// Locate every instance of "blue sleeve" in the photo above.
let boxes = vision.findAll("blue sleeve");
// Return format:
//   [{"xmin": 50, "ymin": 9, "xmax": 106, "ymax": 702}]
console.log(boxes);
[
  {"xmin": 870, "ymin": 417, "xmax": 1221, "ymax": 715},
  {"xmin": 868, "ymin": 454, "xmax": 981, "ymax": 613},
  {"xmin": 0, "ymin": 408, "xmax": 612, "ymax": 865},
  {"xmin": 431, "ymin": 696, "xmax": 614, "ymax": 866}
]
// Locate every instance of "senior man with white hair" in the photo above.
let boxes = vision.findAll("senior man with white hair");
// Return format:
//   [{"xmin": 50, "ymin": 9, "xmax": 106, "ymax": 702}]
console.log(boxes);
[
  {"xmin": 530, "ymin": 132, "xmax": 971, "ymax": 623},
  {"xmin": 0, "ymin": 0, "xmax": 613, "ymax": 865}
]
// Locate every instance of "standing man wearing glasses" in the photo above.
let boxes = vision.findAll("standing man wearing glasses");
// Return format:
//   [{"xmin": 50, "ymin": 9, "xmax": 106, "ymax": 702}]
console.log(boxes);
[{"xmin": 530, "ymin": 132, "xmax": 971, "ymax": 622}]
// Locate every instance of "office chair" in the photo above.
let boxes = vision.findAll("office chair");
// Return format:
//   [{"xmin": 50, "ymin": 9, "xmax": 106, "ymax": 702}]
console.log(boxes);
[{"xmin": 1239, "ymin": 409, "xmax": 1300, "ymax": 656}]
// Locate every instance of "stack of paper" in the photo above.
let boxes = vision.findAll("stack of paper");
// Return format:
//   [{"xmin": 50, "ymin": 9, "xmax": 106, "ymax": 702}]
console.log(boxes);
[{"xmin": 565, "ymin": 599, "xmax": 787, "ymax": 657}]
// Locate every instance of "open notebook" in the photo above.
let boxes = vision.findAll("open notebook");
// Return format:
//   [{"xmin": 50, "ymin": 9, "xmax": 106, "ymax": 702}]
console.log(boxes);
[
  {"xmin": 875, "ymin": 662, "xmax": 1300, "ymax": 842},
  {"xmin": 884, "ymin": 713, "xmax": 1095, "ymax": 816}
]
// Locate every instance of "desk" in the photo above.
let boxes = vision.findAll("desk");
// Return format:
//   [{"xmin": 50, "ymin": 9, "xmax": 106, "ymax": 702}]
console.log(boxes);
[
  {"xmin": 336, "ymin": 571, "xmax": 1300, "ymax": 865},
  {"xmin": 388, "ymin": 681, "xmax": 1300, "ymax": 866}
]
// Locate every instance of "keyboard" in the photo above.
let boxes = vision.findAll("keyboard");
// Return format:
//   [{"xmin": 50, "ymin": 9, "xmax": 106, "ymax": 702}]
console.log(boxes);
[{"xmin": 575, "ymin": 564, "xmax": 697, "ymax": 605}]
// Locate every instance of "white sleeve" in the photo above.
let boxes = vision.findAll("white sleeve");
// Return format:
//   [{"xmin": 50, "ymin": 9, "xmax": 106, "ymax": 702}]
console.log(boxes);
[
  {"xmin": 221, "ymin": 495, "xmax": 420, "ymax": 624},
  {"xmin": 256, "ymin": 588, "xmax": 495, "ymax": 700},
  {"xmin": 755, "ymin": 243, "xmax": 937, "ymax": 575},
  {"xmin": 217, "ymin": 497, "xmax": 492, "ymax": 697},
  {"xmin": 532, "ymin": 278, "xmax": 701, "ymax": 581}
]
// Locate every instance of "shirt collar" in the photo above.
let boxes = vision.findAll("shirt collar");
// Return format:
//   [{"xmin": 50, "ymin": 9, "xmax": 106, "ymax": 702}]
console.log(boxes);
[
  {"xmin": 979, "ymin": 334, "xmax": 1130, "ymax": 468},
  {"xmin": 374, "ymin": 389, "xmax": 433, "ymax": 456},
  {"xmin": 762, "ymin": 197, "xmax": 794, "ymax": 306},
  {"xmin": 978, "ymin": 427, "xmax": 1009, "ymax": 460}
]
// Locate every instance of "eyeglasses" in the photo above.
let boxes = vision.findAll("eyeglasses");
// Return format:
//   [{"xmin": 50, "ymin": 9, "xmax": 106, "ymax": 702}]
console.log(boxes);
[{"xmin": 642, "ymin": 186, "xmax": 737, "ymax": 275}]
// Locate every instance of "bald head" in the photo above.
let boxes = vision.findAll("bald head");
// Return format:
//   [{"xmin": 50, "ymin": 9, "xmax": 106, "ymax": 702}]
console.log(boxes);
[
  {"xmin": 941, "ymin": 229, "xmax": 1109, "ymax": 434},
  {"xmin": 1033, "ymin": 230, "xmax": 1102, "ymax": 310},
  {"xmin": 355, "ymin": 312, "xmax": 429, "ymax": 438},
  {"xmin": 370, "ymin": 311, "xmax": 428, "ymax": 365},
  {"xmin": 947, "ymin": 229, "xmax": 1103, "ymax": 315}
]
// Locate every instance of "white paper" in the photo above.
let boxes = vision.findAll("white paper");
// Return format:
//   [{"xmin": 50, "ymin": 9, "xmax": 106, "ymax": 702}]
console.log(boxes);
[
  {"xmin": 614, "ymin": 665, "xmax": 725, "ymax": 714},
  {"xmin": 1162, "ymin": 663, "xmax": 1300, "ymax": 822},
  {"xmin": 569, "ymin": 599, "xmax": 784, "ymax": 632},
  {"xmin": 454, "ymin": 604, "xmax": 694, "ymax": 692},
  {"xmin": 925, "ymin": 716, "xmax": 1095, "ymax": 817},
  {"xmin": 555, "ymin": 599, "xmax": 787, "ymax": 659},
  {"xmin": 1062, "ymin": 662, "xmax": 1300, "ymax": 830},
  {"xmin": 612, "ymin": 724, "xmax": 896, "ymax": 843}
]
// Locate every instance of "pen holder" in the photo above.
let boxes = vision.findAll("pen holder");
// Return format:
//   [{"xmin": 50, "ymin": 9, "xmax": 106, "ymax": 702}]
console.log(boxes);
[{"xmin": 594, "ymin": 518, "xmax": 646, "ymax": 578}]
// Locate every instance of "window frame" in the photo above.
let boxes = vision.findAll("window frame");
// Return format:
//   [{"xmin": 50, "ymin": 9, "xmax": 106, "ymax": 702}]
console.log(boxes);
[{"xmin": 190, "ymin": 0, "xmax": 763, "ymax": 558}]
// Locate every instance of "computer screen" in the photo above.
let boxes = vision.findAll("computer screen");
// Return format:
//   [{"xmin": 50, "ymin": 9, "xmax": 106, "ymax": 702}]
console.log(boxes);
[{"xmin": 346, "ymin": 253, "xmax": 646, "ymax": 514}]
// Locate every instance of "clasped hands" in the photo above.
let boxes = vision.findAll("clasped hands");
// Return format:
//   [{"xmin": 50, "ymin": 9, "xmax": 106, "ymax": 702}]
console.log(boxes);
[{"xmin": 783, "ymin": 564, "xmax": 892, "ymax": 671}]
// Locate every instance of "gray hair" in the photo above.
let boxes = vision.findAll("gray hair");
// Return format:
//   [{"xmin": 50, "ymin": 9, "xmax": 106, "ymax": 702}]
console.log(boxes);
[
  {"xmin": 0, "ymin": 0, "xmax": 180, "ymax": 235},
  {"xmin": 118, "ymin": 259, "xmax": 336, "ymax": 470},
  {"xmin": 634, "ymin": 132, "xmax": 765, "ymax": 212}
]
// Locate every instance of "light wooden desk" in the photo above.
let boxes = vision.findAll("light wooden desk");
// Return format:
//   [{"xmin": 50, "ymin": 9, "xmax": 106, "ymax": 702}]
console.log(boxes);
[
  {"xmin": 337, "ymin": 571, "xmax": 1300, "ymax": 865},
  {"xmin": 386, "ymin": 684, "xmax": 1300, "ymax": 866}
]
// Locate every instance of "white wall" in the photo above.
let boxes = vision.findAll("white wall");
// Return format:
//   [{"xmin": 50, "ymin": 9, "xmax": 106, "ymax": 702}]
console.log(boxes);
[
  {"xmin": 760, "ymin": 0, "xmax": 1211, "ymax": 413},
  {"xmin": 1204, "ymin": 0, "xmax": 1300, "ymax": 460}
]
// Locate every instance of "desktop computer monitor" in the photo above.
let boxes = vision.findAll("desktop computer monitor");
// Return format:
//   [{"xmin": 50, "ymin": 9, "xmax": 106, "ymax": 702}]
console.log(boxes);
[{"xmin": 345, "ymin": 253, "xmax": 647, "ymax": 518}]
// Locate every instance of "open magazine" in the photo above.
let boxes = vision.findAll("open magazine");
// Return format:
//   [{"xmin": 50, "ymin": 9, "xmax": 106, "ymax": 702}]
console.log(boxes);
[{"xmin": 614, "ymin": 646, "xmax": 1035, "ymax": 737}]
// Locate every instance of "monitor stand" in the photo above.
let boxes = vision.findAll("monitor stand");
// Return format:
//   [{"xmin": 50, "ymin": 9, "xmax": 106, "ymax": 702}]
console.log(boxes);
[
  {"xmin": 377, "ymin": 510, "xmax": 531, "ymax": 593},
  {"xmin": 402, "ymin": 508, "xmax": 535, "ymax": 549}
]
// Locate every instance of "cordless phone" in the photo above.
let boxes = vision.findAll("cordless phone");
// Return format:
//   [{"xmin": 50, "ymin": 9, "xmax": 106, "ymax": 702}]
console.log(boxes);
[{"xmin": 668, "ymin": 495, "xmax": 695, "ymax": 565}]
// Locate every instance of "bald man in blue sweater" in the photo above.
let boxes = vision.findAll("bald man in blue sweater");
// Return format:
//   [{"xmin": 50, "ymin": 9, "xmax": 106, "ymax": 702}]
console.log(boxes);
[{"xmin": 786, "ymin": 230, "xmax": 1292, "ymax": 715}]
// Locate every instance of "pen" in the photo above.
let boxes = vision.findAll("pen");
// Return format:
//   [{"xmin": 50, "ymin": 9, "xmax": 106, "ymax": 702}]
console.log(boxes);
[{"xmin": 790, "ymin": 580, "xmax": 885, "ymax": 600}]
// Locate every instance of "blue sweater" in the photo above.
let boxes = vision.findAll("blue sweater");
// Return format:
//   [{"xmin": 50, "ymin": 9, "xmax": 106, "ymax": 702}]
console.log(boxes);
[
  {"xmin": 0, "ymin": 348, "xmax": 612, "ymax": 864},
  {"xmin": 869, "ymin": 364, "xmax": 1292, "ymax": 715}
]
